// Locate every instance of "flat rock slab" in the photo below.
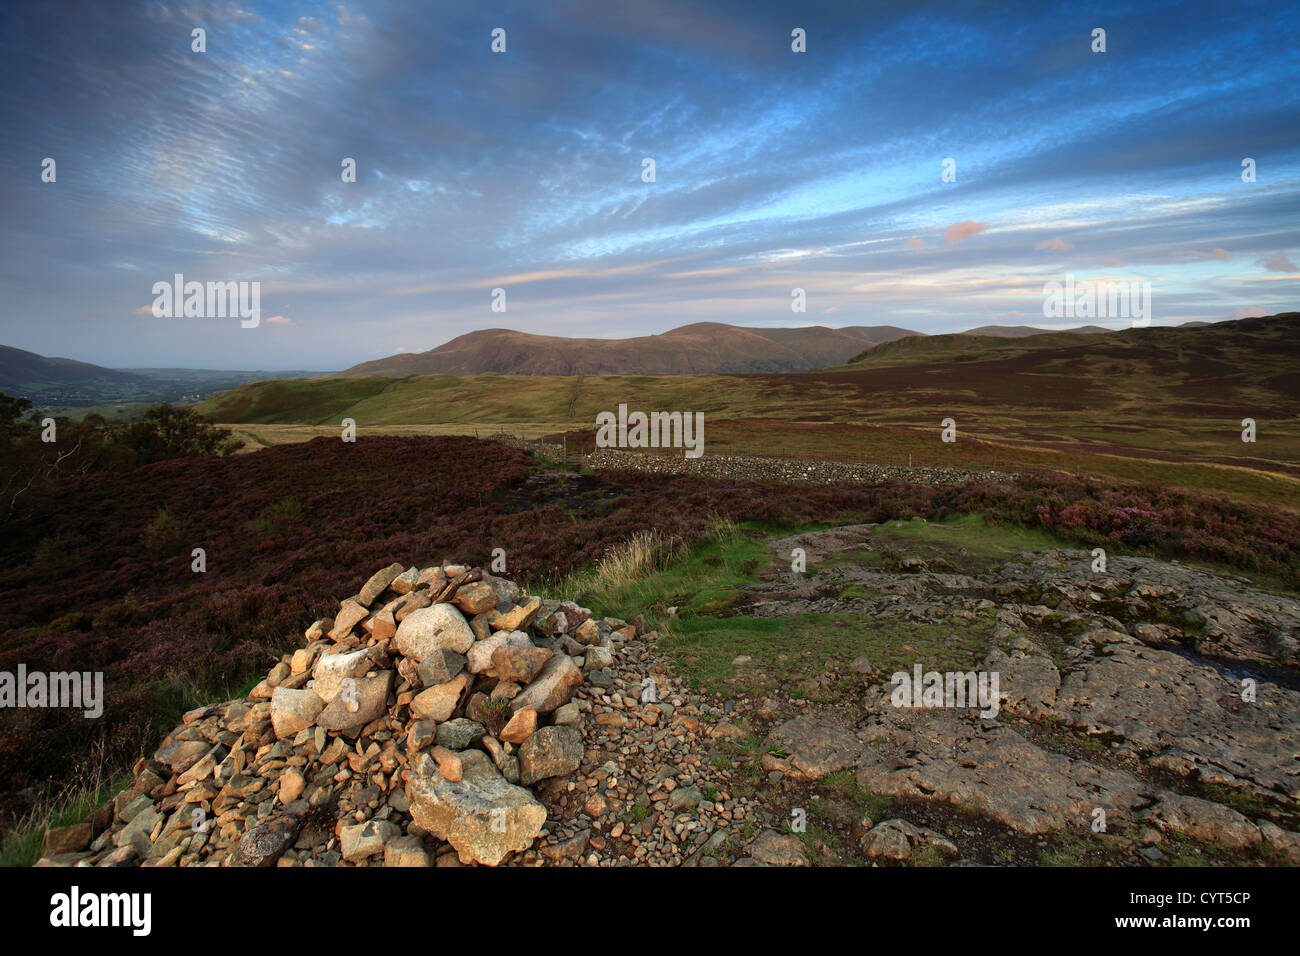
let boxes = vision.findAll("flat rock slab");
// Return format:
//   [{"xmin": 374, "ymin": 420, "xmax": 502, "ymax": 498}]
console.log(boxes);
[
  {"xmin": 746, "ymin": 830, "xmax": 807, "ymax": 866},
  {"xmin": 763, "ymin": 714, "xmax": 865, "ymax": 781},
  {"xmin": 854, "ymin": 711, "xmax": 1153, "ymax": 834}
]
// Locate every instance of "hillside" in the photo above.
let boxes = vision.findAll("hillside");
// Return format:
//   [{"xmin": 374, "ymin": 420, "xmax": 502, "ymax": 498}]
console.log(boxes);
[
  {"xmin": 842, "ymin": 314, "xmax": 1300, "ymax": 371},
  {"xmin": 0, "ymin": 344, "xmax": 146, "ymax": 389},
  {"xmin": 333, "ymin": 322, "xmax": 918, "ymax": 377}
]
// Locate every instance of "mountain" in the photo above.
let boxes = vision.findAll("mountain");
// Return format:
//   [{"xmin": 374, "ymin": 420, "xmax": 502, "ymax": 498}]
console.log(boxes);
[
  {"xmin": 332, "ymin": 322, "xmax": 919, "ymax": 377},
  {"xmin": 962, "ymin": 324, "xmax": 1112, "ymax": 337},
  {"xmin": 0, "ymin": 344, "xmax": 325, "ymax": 408},
  {"xmin": 0, "ymin": 344, "xmax": 146, "ymax": 389}
]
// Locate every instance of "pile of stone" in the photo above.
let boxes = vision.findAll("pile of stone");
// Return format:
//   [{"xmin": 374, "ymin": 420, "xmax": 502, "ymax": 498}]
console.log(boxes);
[
  {"xmin": 584, "ymin": 449, "xmax": 1017, "ymax": 487},
  {"xmin": 38, "ymin": 561, "xmax": 633, "ymax": 867}
]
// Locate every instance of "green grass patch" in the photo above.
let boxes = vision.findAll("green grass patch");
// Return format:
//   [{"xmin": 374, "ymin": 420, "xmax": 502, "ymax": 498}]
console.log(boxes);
[
  {"xmin": 871, "ymin": 514, "xmax": 1069, "ymax": 569},
  {"xmin": 1, "ymin": 769, "xmax": 132, "ymax": 868},
  {"xmin": 659, "ymin": 610, "xmax": 995, "ymax": 699}
]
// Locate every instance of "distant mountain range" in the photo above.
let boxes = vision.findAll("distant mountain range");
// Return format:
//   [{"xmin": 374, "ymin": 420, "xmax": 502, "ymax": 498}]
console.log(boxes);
[
  {"xmin": 339, "ymin": 320, "xmax": 1241, "ymax": 377},
  {"xmin": 332, "ymin": 323, "xmax": 920, "ymax": 377},
  {"xmin": 197, "ymin": 312, "xmax": 1300, "ymax": 429},
  {"xmin": 1, "ymin": 318, "xmax": 1246, "ymax": 407}
]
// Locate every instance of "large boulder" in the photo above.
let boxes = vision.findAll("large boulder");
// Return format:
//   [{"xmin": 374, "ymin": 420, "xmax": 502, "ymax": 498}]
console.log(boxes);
[
  {"xmin": 517, "ymin": 725, "xmax": 583, "ymax": 785},
  {"xmin": 236, "ymin": 801, "xmax": 308, "ymax": 866},
  {"xmin": 406, "ymin": 750, "xmax": 547, "ymax": 866},
  {"xmin": 315, "ymin": 670, "xmax": 394, "ymax": 734},
  {"xmin": 271, "ymin": 687, "xmax": 326, "ymax": 739},
  {"xmin": 311, "ymin": 646, "xmax": 375, "ymax": 702},
  {"xmin": 359, "ymin": 562, "xmax": 406, "ymax": 606},
  {"xmin": 411, "ymin": 674, "xmax": 468, "ymax": 722},
  {"xmin": 510, "ymin": 653, "xmax": 583, "ymax": 715},
  {"xmin": 394, "ymin": 604, "xmax": 475, "ymax": 660}
]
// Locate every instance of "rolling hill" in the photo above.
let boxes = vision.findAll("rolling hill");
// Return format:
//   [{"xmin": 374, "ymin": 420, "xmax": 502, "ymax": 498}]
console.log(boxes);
[
  {"xmin": 333, "ymin": 322, "xmax": 919, "ymax": 377},
  {"xmin": 840, "ymin": 314, "xmax": 1300, "ymax": 374}
]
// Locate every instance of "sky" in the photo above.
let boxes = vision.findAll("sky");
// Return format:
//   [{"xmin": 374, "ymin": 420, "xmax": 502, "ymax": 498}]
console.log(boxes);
[{"xmin": 1, "ymin": 0, "xmax": 1297, "ymax": 371}]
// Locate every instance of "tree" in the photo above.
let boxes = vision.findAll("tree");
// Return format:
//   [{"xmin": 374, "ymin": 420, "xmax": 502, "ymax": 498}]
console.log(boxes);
[
  {"xmin": 118, "ymin": 404, "xmax": 241, "ymax": 463},
  {"xmin": 0, "ymin": 392, "xmax": 35, "ymax": 446}
]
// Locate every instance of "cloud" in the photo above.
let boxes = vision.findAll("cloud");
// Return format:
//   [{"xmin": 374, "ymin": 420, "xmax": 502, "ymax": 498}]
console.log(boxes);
[
  {"xmin": 4, "ymin": 0, "xmax": 1299, "ymax": 367},
  {"xmin": 1160, "ymin": 247, "xmax": 1231, "ymax": 263},
  {"xmin": 265, "ymin": 315, "xmax": 292, "ymax": 324},
  {"xmin": 944, "ymin": 221, "xmax": 987, "ymax": 244},
  {"xmin": 134, "ymin": 305, "xmax": 154, "ymax": 315},
  {"xmin": 1257, "ymin": 252, "xmax": 1298, "ymax": 272}
]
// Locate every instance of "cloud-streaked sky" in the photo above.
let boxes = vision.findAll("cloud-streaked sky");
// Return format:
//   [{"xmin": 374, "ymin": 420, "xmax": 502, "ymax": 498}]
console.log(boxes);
[{"xmin": 1, "ymin": 0, "xmax": 1297, "ymax": 370}]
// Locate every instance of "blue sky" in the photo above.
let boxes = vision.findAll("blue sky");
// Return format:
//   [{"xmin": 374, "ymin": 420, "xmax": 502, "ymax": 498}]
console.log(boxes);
[{"xmin": 1, "ymin": 0, "xmax": 1297, "ymax": 370}]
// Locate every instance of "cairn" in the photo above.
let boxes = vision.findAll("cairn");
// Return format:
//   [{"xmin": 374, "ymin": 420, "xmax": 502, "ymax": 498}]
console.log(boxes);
[{"xmin": 39, "ymin": 561, "xmax": 631, "ymax": 867}]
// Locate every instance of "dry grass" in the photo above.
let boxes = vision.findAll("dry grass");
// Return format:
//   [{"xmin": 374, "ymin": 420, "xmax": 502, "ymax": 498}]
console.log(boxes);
[
  {"xmin": 0, "ymin": 738, "xmax": 127, "ymax": 867},
  {"xmin": 583, "ymin": 528, "xmax": 688, "ymax": 594}
]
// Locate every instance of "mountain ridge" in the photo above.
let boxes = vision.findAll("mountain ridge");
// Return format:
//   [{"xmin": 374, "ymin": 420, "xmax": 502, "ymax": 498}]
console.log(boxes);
[{"xmin": 331, "ymin": 323, "xmax": 920, "ymax": 377}]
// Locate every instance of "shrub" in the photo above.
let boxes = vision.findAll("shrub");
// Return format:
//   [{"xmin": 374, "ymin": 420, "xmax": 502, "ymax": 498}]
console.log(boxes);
[
  {"xmin": 31, "ymin": 533, "xmax": 90, "ymax": 576},
  {"xmin": 142, "ymin": 507, "xmax": 184, "ymax": 554},
  {"xmin": 248, "ymin": 496, "xmax": 305, "ymax": 532}
]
